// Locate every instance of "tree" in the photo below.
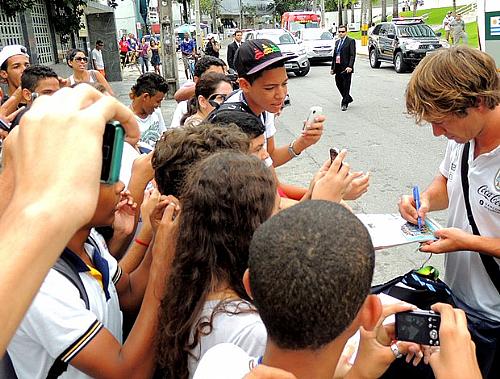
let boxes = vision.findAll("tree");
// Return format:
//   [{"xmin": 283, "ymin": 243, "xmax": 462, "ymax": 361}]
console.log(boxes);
[
  {"xmin": 381, "ymin": 0, "xmax": 386, "ymax": 21},
  {"xmin": 0, "ymin": 0, "xmax": 36, "ymax": 17},
  {"xmin": 1, "ymin": 0, "xmax": 87, "ymax": 41},
  {"xmin": 392, "ymin": 0, "xmax": 398, "ymax": 18},
  {"xmin": 274, "ymin": 0, "xmax": 304, "ymax": 16}
]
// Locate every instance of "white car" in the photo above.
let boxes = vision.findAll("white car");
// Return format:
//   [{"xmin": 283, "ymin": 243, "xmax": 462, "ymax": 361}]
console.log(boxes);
[
  {"xmin": 295, "ymin": 28, "xmax": 335, "ymax": 62},
  {"xmin": 244, "ymin": 28, "xmax": 310, "ymax": 77}
]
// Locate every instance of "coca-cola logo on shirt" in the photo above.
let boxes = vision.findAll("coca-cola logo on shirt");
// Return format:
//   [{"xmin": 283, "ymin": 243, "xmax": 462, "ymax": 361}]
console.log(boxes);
[{"xmin": 477, "ymin": 184, "xmax": 500, "ymax": 214}]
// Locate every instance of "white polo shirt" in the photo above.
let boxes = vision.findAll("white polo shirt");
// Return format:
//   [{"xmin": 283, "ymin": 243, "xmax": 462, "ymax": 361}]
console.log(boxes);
[
  {"xmin": 7, "ymin": 229, "xmax": 123, "ymax": 378},
  {"xmin": 439, "ymin": 140, "xmax": 500, "ymax": 322}
]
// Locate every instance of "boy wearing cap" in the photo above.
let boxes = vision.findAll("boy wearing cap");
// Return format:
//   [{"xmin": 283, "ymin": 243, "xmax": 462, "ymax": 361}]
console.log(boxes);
[
  {"xmin": 230, "ymin": 39, "xmax": 324, "ymax": 170},
  {"xmin": 0, "ymin": 45, "xmax": 30, "ymax": 102}
]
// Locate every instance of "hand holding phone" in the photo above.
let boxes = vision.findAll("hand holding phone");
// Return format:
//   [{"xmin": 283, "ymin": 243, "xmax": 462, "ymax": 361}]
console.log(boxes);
[
  {"xmin": 303, "ymin": 106, "xmax": 323, "ymax": 130},
  {"xmin": 396, "ymin": 310, "xmax": 441, "ymax": 346},
  {"xmin": 329, "ymin": 147, "xmax": 343, "ymax": 170},
  {"xmin": 101, "ymin": 121, "xmax": 125, "ymax": 184},
  {"xmin": 0, "ymin": 118, "xmax": 11, "ymax": 133}
]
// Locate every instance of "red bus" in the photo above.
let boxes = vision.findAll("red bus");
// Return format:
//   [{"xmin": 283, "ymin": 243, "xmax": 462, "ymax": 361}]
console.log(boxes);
[{"xmin": 281, "ymin": 12, "xmax": 321, "ymax": 33}]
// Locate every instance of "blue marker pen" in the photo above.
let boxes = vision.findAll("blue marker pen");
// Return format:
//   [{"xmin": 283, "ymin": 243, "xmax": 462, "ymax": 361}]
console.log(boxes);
[{"xmin": 413, "ymin": 185, "xmax": 422, "ymax": 229}]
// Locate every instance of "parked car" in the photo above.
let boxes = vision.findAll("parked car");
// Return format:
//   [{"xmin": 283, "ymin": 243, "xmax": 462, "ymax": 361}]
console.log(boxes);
[
  {"xmin": 295, "ymin": 28, "xmax": 335, "ymax": 62},
  {"xmin": 244, "ymin": 28, "xmax": 310, "ymax": 77},
  {"xmin": 368, "ymin": 18, "xmax": 449, "ymax": 73}
]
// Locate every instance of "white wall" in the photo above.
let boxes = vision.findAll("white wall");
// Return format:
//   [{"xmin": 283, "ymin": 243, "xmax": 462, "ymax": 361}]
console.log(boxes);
[{"xmin": 113, "ymin": 0, "xmax": 138, "ymax": 37}]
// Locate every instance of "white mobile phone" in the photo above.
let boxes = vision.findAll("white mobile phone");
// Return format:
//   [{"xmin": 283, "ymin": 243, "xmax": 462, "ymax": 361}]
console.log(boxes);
[{"xmin": 304, "ymin": 106, "xmax": 323, "ymax": 129}]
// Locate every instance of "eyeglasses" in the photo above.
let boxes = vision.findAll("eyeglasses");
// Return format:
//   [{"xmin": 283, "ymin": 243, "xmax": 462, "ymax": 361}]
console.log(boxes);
[
  {"xmin": 208, "ymin": 93, "xmax": 228, "ymax": 108},
  {"xmin": 74, "ymin": 56, "xmax": 88, "ymax": 62}
]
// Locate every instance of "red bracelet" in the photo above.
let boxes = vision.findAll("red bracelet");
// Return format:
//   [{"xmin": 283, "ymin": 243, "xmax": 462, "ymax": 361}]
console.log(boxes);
[{"xmin": 135, "ymin": 238, "xmax": 150, "ymax": 248}]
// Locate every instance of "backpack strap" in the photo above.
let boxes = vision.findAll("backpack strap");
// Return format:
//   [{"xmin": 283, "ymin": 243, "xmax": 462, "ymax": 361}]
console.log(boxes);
[
  {"xmin": 460, "ymin": 141, "xmax": 500, "ymax": 295},
  {"xmin": 46, "ymin": 252, "xmax": 90, "ymax": 379},
  {"xmin": 0, "ymin": 351, "xmax": 18, "ymax": 379}
]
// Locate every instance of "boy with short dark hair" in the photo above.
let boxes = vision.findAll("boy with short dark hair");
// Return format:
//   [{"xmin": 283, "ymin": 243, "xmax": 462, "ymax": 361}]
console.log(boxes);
[
  {"xmin": 20, "ymin": 65, "xmax": 60, "ymax": 104},
  {"xmin": 129, "ymin": 72, "xmax": 169, "ymax": 148},
  {"xmin": 9, "ymin": 65, "xmax": 61, "ymax": 129},
  {"xmin": 208, "ymin": 108, "xmax": 269, "ymax": 161},
  {"xmin": 194, "ymin": 201, "xmax": 379, "ymax": 378}
]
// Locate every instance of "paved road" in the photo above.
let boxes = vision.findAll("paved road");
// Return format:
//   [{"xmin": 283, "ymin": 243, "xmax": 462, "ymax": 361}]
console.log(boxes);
[{"xmin": 274, "ymin": 57, "xmax": 449, "ymax": 284}]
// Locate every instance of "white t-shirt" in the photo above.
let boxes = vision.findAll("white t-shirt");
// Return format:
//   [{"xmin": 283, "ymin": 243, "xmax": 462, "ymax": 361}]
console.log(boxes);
[
  {"xmin": 136, "ymin": 107, "xmax": 166, "ymax": 148},
  {"xmin": 170, "ymin": 100, "xmax": 189, "ymax": 129},
  {"xmin": 188, "ymin": 299, "xmax": 267, "ymax": 378},
  {"xmin": 439, "ymin": 140, "xmax": 500, "ymax": 322},
  {"xmin": 7, "ymin": 229, "xmax": 123, "ymax": 379},
  {"xmin": 225, "ymin": 90, "xmax": 276, "ymax": 167},
  {"xmin": 92, "ymin": 48, "xmax": 104, "ymax": 70},
  {"xmin": 169, "ymin": 80, "xmax": 195, "ymax": 128},
  {"xmin": 194, "ymin": 343, "xmax": 259, "ymax": 379}
]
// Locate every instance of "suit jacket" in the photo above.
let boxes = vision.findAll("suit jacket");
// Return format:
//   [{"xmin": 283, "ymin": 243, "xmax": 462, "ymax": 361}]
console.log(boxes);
[
  {"xmin": 227, "ymin": 41, "xmax": 240, "ymax": 69},
  {"xmin": 331, "ymin": 36, "xmax": 356, "ymax": 74}
]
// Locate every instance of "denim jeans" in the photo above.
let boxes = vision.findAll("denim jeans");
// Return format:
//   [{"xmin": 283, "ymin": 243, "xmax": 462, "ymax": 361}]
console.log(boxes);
[{"xmin": 139, "ymin": 56, "xmax": 149, "ymax": 74}]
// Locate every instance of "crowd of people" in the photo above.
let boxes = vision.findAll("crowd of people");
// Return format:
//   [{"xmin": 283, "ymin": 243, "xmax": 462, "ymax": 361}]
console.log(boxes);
[{"xmin": 0, "ymin": 28, "xmax": 498, "ymax": 379}]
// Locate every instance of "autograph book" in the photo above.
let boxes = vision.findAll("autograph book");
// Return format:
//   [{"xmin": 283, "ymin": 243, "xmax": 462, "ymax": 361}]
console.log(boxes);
[{"xmin": 356, "ymin": 213, "xmax": 441, "ymax": 250}]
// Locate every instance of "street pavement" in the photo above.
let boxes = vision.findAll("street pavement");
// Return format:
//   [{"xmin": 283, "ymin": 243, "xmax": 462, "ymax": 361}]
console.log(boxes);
[{"xmin": 274, "ymin": 57, "xmax": 447, "ymax": 285}]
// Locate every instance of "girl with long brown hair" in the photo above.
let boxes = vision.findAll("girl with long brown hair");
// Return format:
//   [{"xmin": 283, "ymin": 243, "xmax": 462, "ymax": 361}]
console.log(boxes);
[{"xmin": 156, "ymin": 152, "xmax": 278, "ymax": 379}]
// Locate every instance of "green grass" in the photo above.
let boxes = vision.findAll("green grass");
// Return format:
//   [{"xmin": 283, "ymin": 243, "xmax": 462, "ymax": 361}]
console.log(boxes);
[{"xmin": 348, "ymin": 5, "xmax": 478, "ymax": 48}]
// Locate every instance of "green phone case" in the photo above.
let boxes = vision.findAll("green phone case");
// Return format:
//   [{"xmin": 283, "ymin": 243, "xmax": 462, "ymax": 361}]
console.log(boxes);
[{"xmin": 103, "ymin": 121, "xmax": 125, "ymax": 184}]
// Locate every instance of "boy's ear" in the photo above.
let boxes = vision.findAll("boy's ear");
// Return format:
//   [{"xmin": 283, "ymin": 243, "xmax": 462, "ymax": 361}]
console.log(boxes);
[
  {"xmin": 0, "ymin": 70, "xmax": 8, "ymax": 80},
  {"xmin": 243, "ymin": 269, "xmax": 253, "ymax": 300},
  {"xmin": 238, "ymin": 77, "xmax": 251, "ymax": 92},
  {"xmin": 356, "ymin": 295, "xmax": 383, "ymax": 331},
  {"xmin": 21, "ymin": 88, "xmax": 31, "ymax": 103}
]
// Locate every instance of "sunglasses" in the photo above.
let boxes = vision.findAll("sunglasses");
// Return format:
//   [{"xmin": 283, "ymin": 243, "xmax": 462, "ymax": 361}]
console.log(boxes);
[
  {"xmin": 207, "ymin": 93, "xmax": 228, "ymax": 108},
  {"xmin": 338, "ymin": 30, "xmax": 347, "ymax": 33},
  {"xmin": 74, "ymin": 56, "xmax": 88, "ymax": 62}
]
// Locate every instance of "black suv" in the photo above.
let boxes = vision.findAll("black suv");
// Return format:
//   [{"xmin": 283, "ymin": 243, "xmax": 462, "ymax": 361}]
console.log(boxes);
[{"xmin": 368, "ymin": 18, "xmax": 449, "ymax": 73}]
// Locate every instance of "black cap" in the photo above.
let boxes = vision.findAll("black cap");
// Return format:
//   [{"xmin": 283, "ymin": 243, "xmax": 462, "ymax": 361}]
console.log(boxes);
[{"xmin": 234, "ymin": 39, "xmax": 297, "ymax": 76}]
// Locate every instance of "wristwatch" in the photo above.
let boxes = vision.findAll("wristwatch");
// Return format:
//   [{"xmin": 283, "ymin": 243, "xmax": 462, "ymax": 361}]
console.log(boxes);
[{"xmin": 288, "ymin": 140, "xmax": 301, "ymax": 158}]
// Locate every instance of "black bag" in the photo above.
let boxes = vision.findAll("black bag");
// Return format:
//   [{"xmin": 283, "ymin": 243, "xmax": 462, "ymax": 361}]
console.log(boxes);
[{"xmin": 371, "ymin": 268, "xmax": 456, "ymax": 310}]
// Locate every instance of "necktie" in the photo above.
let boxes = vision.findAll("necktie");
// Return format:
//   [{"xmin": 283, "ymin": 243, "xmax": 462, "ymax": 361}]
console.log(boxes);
[{"xmin": 337, "ymin": 38, "xmax": 344, "ymax": 53}]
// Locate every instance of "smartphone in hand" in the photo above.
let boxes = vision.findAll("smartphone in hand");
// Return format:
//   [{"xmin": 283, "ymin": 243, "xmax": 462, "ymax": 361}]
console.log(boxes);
[
  {"xmin": 303, "ymin": 106, "xmax": 323, "ymax": 130},
  {"xmin": 101, "ymin": 121, "xmax": 125, "ymax": 184},
  {"xmin": 329, "ymin": 147, "xmax": 344, "ymax": 170},
  {"xmin": 0, "ymin": 118, "xmax": 11, "ymax": 133}
]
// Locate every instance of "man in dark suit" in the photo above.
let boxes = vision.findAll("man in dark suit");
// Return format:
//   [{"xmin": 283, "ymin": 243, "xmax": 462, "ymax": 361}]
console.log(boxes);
[
  {"xmin": 226, "ymin": 30, "xmax": 243, "ymax": 70},
  {"xmin": 330, "ymin": 25, "xmax": 356, "ymax": 111}
]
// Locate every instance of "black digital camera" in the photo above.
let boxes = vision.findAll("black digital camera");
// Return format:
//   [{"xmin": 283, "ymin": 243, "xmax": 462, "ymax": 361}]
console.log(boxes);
[{"xmin": 396, "ymin": 310, "xmax": 441, "ymax": 346}]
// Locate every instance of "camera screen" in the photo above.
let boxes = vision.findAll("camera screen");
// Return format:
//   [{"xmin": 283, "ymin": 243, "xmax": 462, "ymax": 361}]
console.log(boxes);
[
  {"xmin": 396, "ymin": 311, "xmax": 440, "ymax": 346},
  {"xmin": 398, "ymin": 314, "xmax": 426, "ymax": 341}
]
